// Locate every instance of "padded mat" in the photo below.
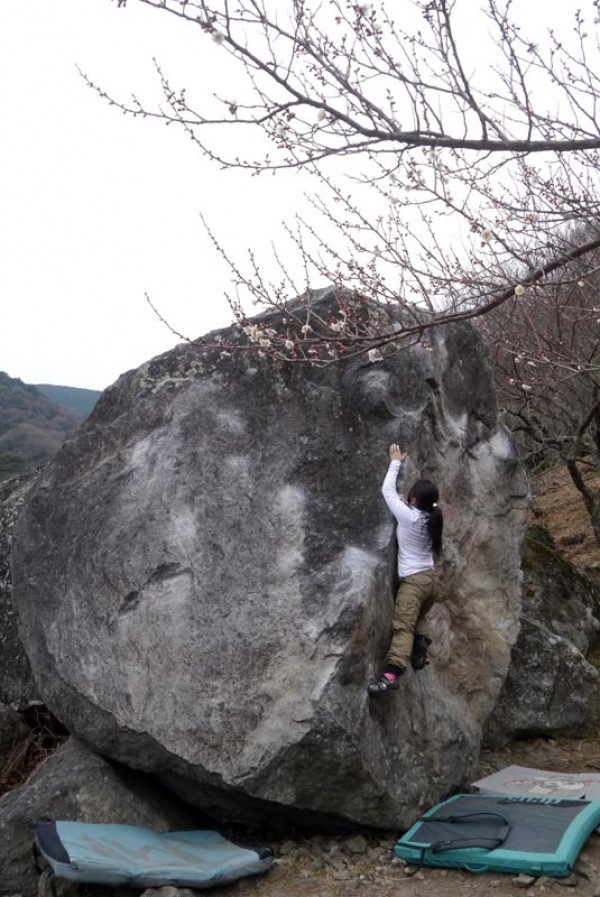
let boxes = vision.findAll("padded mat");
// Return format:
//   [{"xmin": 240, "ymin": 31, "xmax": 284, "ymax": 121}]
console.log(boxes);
[
  {"xmin": 395, "ymin": 793, "xmax": 600, "ymax": 876},
  {"xmin": 35, "ymin": 820, "xmax": 273, "ymax": 888}
]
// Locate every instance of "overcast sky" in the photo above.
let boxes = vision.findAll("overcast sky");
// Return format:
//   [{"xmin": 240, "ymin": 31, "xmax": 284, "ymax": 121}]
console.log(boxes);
[
  {"xmin": 0, "ymin": 1, "xmax": 582, "ymax": 391},
  {"xmin": 0, "ymin": 0, "xmax": 313, "ymax": 390}
]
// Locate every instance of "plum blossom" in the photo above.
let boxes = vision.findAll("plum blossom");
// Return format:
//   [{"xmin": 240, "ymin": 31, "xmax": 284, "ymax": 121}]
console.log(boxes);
[
  {"xmin": 284, "ymin": 340, "xmax": 294, "ymax": 351},
  {"xmin": 514, "ymin": 284, "xmax": 526, "ymax": 297},
  {"xmin": 244, "ymin": 325, "xmax": 260, "ymax": 342},
  {"xmin": 211, "ymin": 30, "xmax": 225, "ymax": 44},
  {"xmin": 368, "ymin": 348, "xmax": 383, "ymax": 363}
]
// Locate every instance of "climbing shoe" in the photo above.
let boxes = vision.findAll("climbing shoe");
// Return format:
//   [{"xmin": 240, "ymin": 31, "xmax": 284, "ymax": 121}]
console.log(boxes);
[
  {"xmin": 411, "ymin": 635, "xmax": 432, "ymax": 671},
  {"xmin": 368, "ymin": 670, "xmax": 404, "ymax": 694}
]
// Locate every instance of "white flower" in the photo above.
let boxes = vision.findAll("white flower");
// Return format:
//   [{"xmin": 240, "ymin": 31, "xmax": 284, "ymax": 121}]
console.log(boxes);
[
  {"xmin": 578, "ymin": 281, "xmax": 585, "ymax": 287},
  {"xmin": 508, "ymin": 378, "xmax": 515, "ymax": 385},
  {"xmin": 276, "ymin": 126, "xmax": 286, "ymax": 138},
  {"xmin": 284, "ymin": 340, "xmax": 294, "ymax": 351},
  {"xmin": 244, "ymin": 325, "xmax": 260, "ymax": 342},
  {"xmin": 514, "ymin": 284, "xmax": 526, "ymax": 297},
  {"xmin": 522, "ymin": 383, "xmax": 532, "ymax": 391},
  {"xmin": 316, "ymin": 109, "xmax": 326, "ymax": 122},
  {"xmin": 481, "ymin": 230, "xmax": 492, "ymax": 241},
  {"xmin": 329, "ymin": 321, "xmax": 344, "ymax": 332},
  {"xmin": 259, "ymin": 337, "xmax": 272, "ymax": 348},
  {"xmin": 358, "ymin": 2, "xmax": 371, "ymax": 13},
  {"xmin": 211, "ymin": 30, "xmax": 225, "ymax": 44},
  {"xmin": 368, "ymin": 348, "xmax": 383, "ymax": 363},
  {"xmin": 301, "ymin": 324, "xmax": 312, "ymax": 334}
]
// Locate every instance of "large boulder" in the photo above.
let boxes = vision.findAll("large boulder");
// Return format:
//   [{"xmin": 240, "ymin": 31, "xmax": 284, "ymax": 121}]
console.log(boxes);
[
  {"xmin": 484, "ymin": 535, "xmax": 600, "ymax": 746},
  {"xmin": 484, "ymin": 618, "xmax": 598, "ymax": 747},
  {"xmin": 0, "ymin": 472, "xmax": 39, "ymax": 705},
  {"xmin": 11, "ymin": 290, "xmax": 528, "ymax": 829},
  {"xmin": 520, "ymin": 534, "xmax": 600, "ymax": 655},
  {"xmin": 0, "ymin": 738, "xmax": 193, "ymax": 897}
]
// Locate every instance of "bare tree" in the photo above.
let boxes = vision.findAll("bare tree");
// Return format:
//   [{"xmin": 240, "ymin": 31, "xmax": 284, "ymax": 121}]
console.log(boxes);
[
  {"xmin": 481, "ymin": 246, "xmax": 600, "ymax": 544},
  {"xmin": 89, "ymin": 0, "xmax": 600, "ymax": 361}
]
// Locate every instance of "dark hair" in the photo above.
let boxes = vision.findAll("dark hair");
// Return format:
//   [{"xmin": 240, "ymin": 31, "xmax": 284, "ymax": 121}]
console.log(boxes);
[{"xmin": 407, "ymin": 479, "xmax": 443, "ymax": 555}]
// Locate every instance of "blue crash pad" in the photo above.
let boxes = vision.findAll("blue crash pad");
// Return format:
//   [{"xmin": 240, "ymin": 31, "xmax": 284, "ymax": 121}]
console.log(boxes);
[
  {"xmin": 35, "ymin": 820, "xmax": 273, "ymax": 889},
  {"xmin": 395, "ymin": 793, "xmax": 600, "ymax": 877}
]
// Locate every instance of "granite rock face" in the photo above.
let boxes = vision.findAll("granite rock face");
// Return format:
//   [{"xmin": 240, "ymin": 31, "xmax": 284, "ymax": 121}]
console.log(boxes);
[
  {"xmin": 11, "ymin": 290, "xmax": 528, "ymax": 829},
  {"xmin": 484, "ymin": 536, "xmax": 600, "ymax": 746},
  {"xmin": 0, "ymin": 473, "xmax": 39, "ymax": 705},
  {"xmin": 520, "ymin": 536, "xmax": 600, "ymax": 656},
  {"xmin": 0, "ymin": 703, "xmax": 29, "ymax": 769}
]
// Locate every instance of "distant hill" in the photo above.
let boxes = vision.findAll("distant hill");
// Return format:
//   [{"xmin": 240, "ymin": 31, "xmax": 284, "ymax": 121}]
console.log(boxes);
[
  {"xmin": 0, "ymin": 372, "xmax": 96, "ymax": 480},
  {"xmin": 35, "ymin": 384, "xmax": 101, "ymax": 417}
]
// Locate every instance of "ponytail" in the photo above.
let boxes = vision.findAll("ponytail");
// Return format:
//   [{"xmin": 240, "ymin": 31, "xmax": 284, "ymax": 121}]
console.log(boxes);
[
  {"xmin": 427, "ymin": 506, "xmax": 444, "ymax": 556},
  {"xmin": 406, "ymin": 479, "xmax": 444, "ymax": 556}
]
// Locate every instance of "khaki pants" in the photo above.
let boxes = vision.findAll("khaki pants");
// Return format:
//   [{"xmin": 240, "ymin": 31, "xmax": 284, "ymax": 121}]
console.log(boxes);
[{"xmin": 386, "ymin": 570, "xmax": 436, "ymax": 670}]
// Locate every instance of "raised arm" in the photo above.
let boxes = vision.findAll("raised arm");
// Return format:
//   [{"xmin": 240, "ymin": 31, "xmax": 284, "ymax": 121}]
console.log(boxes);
[{"xmin": 381, "ymin": 445, "xmax": 412, "ymax": 521}]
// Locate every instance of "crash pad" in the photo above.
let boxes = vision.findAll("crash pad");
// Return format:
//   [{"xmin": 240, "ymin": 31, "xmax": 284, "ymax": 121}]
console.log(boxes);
[
  {"xmin": 395, "ymin": 793, "xmax": 600, "ymax": 876},
  {"xmin": 472, "ymin": 765, "xmax": 600, "ymax": 800},
  {"xmin": 34, "ymin": 820, "xmax": 273, "ymax": 889}
]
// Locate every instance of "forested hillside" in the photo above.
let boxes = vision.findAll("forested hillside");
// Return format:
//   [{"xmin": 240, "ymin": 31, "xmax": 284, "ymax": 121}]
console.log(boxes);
[
  {"xmin": 35, "ymin": 384, "xmax": 100, "ymax": 417},
  {"xmin": 0, "ymin": 373, "xmax": 86, "ymax": 479}
]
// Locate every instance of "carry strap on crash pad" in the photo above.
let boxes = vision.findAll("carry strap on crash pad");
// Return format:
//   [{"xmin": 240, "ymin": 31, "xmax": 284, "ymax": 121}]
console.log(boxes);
[
  {"xmin": 405, "ymin": 811, "xmax": 511, "ymax": 874},
  {"xmin": 428, "ymin": 812, "xmax": 511, "ymax": 853}
]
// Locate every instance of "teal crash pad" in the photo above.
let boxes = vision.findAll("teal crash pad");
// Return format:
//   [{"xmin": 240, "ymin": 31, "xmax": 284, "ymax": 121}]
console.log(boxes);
[
  {"xmin": 395, "ymin": 793, "xmax": 600, "ymax": 877},
  {"xmin": 35, "ymin": 820, "xmax": 273, "ymax": 889}
]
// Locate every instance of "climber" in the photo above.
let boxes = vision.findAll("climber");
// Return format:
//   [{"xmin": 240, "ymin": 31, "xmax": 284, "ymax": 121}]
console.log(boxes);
[{"xmin": 368, "ymin": 443, "xmax": 444, "ymax": 694}]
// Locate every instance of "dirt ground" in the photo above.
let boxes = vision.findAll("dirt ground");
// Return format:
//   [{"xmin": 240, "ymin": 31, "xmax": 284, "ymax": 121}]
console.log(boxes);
[
  {"xmin": 531, "ymin": 465, "xmax": 600, "ymax": 570},
  {"xmin": 229, "ymin": 467, "xmax": 600, "ymax": 897}
]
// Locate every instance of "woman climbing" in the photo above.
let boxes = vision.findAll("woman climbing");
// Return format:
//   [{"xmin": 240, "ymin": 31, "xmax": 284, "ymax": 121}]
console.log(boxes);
[{"xmin": 368, "ymin": 443, "xmax": 444, "ymax": 694}]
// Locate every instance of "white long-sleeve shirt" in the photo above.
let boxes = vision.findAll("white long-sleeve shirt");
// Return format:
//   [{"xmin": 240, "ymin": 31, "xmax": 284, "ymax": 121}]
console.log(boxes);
[{"xmin": 381, "ymin": 460, "xmax": 434, "ymax": 578}]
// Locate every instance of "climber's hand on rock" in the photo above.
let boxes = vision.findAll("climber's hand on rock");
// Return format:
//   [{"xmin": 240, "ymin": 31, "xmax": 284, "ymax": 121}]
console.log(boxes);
[{"xmin": 389, "ymin": 444, "xmax": 407, "ymax": 463}]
